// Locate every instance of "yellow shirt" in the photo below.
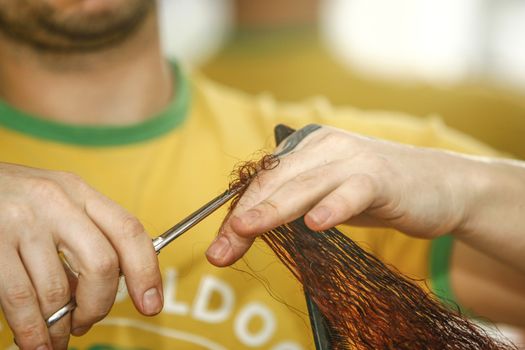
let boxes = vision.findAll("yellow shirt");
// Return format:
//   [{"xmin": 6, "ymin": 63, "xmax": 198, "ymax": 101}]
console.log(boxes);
[{"xmin": 0, "ymin": 63, "xmax": 497, "ymax": 350}]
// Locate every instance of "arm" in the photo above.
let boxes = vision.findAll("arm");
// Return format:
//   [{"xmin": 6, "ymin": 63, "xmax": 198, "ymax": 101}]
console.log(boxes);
[
  {"xmin": 451, "ymin": 157, "xmax": 525, "ymax": 326},
  {"xmin": 205, "ymin": 125, "xmax": 525, "ymax": 324},
  {"xmin": 0, "ymin": 163, "xmax": 163, "ymax": 350},
  {"xmin": 453, "ymin": 157, "xmax": 525, "ymax": 272}
]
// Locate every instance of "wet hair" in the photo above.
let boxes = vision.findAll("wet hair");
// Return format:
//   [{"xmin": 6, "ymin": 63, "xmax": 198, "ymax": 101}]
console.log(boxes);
[{"xmin": 225, "ymin": 154, "xmax": 516, "ymax": 350}]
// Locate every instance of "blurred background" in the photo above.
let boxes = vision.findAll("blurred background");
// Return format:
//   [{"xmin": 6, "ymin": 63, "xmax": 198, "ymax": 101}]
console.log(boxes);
[
  {"xmin": 157, "ymin": 0, "xmax": 524, "ymax": 345},
  {"xmin": 158, "ymin": 0, "xmax": 525, "ymax": 159}
]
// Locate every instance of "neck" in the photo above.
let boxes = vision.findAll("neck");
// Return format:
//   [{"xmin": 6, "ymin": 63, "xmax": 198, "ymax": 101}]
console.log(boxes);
[
  {"xmin": 235, "ymin": 0, "xmax": 320, "ymax": 28},
  {"xmin": 0, "ymin": 11, "xmax": 172, "ymax": 126}
]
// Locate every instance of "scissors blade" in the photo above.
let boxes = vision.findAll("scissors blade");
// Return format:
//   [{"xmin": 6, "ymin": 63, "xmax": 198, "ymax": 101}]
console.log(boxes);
[{"xmin": 152, "ymin": 186, "xmax": 243, "ymax": 252}]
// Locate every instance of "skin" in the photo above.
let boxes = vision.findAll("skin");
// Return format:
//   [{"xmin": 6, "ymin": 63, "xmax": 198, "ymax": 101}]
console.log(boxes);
[
  {"xmin": 0, "ymin": 0, "xmax": 172, "ymax": 126},
  {"xmin": 205, "ymin": 125, "xmax": 525, "ymax": 270},
  {"xmin": 206, "ymin": 125, "xmax": 525, "ymax": 325},
  {"xmin": 0, "ymin": 1, "xmax": 523, "ymax": 349},
  {"xmin": 0, "ymin": 1, "xmax": 169, "ymax": 349}
]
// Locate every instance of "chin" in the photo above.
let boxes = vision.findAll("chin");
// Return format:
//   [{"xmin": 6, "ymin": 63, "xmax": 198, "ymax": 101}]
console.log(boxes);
[{"xmin": 0, "ymin": 0, "xmax": 152, "ymax": 51}]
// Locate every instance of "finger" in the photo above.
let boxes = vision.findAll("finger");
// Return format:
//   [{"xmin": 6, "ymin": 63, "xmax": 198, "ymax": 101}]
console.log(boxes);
[
  {"xmin": 305, "ymin": 173, "xmax": 379, "ymax": 231},
  {"xmin": 205, "ymin": 218, "xmax": 255, "ymax": 267},
  {"xmin": 83, "ymin": 192, "xmax": 163, "ymax": 317},
  {"xmin": 224, "ymin": 140, "xmax": 339, "ymax": 224},
  {"xmin": 230, "ymin": 133, "xmax": 337, "ymax": 214},
  {"xmin": 206, "ymin": 171, "xmax": 311, "ymax": 266},
  {"xmin": 207, "ymin": 128, "xmax": 347, "ymax": 266},
  {"xmin": 0, "ymin": 247, "xmax": 51, "ymax": 350},
  {"xmin": 53, "ymin": 208, "xmax": 120, "ymax": 335},
  {"xmin": 18, "ymin": 236, "xmax": 71, "ymax": 350},
  {"xmin": 208, "ymin": 147, "xmax": 338, "ymax": 266},
  {"xmin": 230, "ymin": 162, "xmax": 345, "ymax": 237}
]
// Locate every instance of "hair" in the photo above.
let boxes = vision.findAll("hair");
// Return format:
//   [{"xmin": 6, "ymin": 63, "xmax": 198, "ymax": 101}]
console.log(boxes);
[{"xmin": 225, "ymin": 154, "xmax": 516, "ymax": 350}]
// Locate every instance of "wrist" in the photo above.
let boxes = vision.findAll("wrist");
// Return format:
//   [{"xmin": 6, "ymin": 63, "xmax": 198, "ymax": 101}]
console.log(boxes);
[
  {"xmin": 452, "ymin": 156, "xmax": 525, "ymax": 273},
  {"xmin": 454, "ymin": 156, "xmax": 525, "ymax": 238}
]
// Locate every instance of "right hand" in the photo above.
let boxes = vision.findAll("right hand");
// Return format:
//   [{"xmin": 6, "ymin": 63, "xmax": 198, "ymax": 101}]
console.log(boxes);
[{"xmin": 0, "ymin": 162, "xmax": 163, "ymax": 350}]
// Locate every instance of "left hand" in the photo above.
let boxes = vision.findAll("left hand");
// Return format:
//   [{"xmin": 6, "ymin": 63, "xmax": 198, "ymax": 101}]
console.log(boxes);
[{"xmin": 206, "ymin": 124, "xmax": 471, "ymax": 267}]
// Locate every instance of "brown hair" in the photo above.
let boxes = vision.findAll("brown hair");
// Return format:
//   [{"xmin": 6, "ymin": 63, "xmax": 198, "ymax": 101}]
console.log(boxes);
[{"xmin": 225, "ymin": 154, "xmax": 516, "ymax": 350}]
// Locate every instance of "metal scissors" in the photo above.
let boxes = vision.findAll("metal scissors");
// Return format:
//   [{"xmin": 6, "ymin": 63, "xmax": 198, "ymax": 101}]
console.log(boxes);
[
  {"xmin": 48, "ymin": 124, "xmax": 331, "ymax": 350},
  {"xmin": 45, "ymin": 185, "xmax": 243, "ymax": 327}
]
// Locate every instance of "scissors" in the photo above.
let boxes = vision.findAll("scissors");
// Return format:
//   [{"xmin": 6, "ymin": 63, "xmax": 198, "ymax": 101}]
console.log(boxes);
[
  {"xmin": 45, "ymin": 185, "xmax": 243, "ymax": 327},
  {"xmin": 47, "ymin": 124, "xmax": 331, "ymax": 350}
]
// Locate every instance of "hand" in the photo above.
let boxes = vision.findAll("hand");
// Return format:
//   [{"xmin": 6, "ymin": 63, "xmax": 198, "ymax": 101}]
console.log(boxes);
[
  {"xmin": 0, "ymin": 163, "xmax": 163, "ymax": 350},
  {"xmin": 206, "ymin": 125, "xmax": 474, "ymax": 267}
]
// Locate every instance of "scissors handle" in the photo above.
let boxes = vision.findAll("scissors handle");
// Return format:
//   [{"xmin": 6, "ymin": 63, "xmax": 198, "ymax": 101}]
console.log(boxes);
[
  {"xmin": 46, "ymin": 299, "xmax": 77, "ymax": 328},
  {"xmin": 45, "ymin": 186, "xmax": 243, "ymax": 328}
]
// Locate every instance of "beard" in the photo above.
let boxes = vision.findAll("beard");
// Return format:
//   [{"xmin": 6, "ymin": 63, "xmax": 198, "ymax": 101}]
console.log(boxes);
[{"xmin": 0, "ymin": 0, "xmax": 154, "ymax": 53}]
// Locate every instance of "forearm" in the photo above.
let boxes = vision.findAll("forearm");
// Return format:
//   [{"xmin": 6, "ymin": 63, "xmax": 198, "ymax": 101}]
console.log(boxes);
[{"xmin": 454, "ymin": 156, "xmax": 525, "ymax": 273}]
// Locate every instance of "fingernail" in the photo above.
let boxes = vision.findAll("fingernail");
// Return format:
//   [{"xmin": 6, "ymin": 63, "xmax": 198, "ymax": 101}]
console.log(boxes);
[
  {"xmin": 239, "ymin": 209, "xmax": 260, "ymax": 227},
  {"xmin": 36, "ymin": 345, "xmax": 49, "ymax": 350},
  {"xmin": 143, "ymin": 288, "xmax": 162, "ymax": 315},
  {"xmin": 206, "ymin": 236, "xmax": 230, "ymax": 260},
  {"xmin": 309, "ymin": 206, "xmax": 331, "ymax": 226}
]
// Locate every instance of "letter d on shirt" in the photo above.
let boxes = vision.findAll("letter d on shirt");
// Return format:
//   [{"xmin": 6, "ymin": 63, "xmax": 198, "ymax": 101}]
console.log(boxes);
[{"xmin": 192, "ymin": 275, "xmax": 235, "ymax": 323}]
